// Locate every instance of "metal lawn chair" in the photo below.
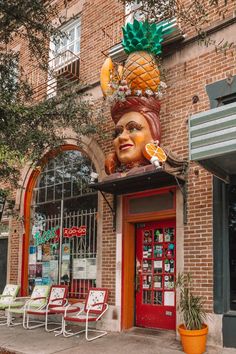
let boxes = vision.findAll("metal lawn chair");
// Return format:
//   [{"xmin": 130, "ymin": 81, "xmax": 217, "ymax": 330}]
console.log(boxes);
[
  {"xmin": 0, "ymin": 284, "xmax": 20, "ymax": 325},
  {"xmin": 63, "ymin": 288, "xmax": 108, "ymax": 341},
  {"xmin": 7, "ymin": 284, "xmax": 50, "ymax": 328},
  {"xmin": 26, "ymin": 285, "xmax": 68, "ymax": 332}
]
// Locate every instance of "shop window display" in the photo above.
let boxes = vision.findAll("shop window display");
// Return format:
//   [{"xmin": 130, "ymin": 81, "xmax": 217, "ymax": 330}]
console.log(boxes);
[{"xmin": 28, "ymin": 150, "xmax": 98, "ymax": 299}]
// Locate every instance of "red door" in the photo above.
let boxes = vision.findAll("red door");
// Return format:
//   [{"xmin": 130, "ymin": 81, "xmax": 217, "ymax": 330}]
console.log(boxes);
[{"xmin": 136, "ymin": 221, "xmax": 176, "ymax": 330}]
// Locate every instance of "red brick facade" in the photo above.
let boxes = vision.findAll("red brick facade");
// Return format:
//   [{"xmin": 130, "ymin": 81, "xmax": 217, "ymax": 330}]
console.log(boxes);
[{"xmin": 3, "ymin": 0, "xmax": 236, "ymax": 345}]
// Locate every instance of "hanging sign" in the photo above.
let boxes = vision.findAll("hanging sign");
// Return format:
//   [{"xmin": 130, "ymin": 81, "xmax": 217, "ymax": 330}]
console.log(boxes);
[{"xmin": 64, "ymin": 226, "xmax": 87, "ymax": 238}]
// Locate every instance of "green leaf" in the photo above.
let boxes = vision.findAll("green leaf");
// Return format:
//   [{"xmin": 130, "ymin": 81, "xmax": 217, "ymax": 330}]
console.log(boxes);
[
  {"xmin": 131, "ymin": 38, "xmax": 139, "ymax": 46},
  {"xmin": 141, "ymin": 38, "xmax": 149, "ymax": 46},
  {"xmin": 126, "ymin": 22, "xmax": 133, "ymax": 33},
  {"xmin": 136, "ymin": 29, "xmax": 144, "ymax": 39},
  {"xmin": 133, "ymin": 19, "xmax": 141, "ymax": 31},
  {"xmin": 136, "ymin": 43, "xmax": 143, "ymax": 50}
]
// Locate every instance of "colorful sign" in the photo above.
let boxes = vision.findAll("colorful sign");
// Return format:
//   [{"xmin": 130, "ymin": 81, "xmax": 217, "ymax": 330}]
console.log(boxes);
[
  {"xmin": 33, "ymin": 226, "xmax": 60, "ymax": 246},
  {"xmin": 33, "ymin": 226, "xmax": 86, "ymax": 246},
  {"xmin": 64, "ymin": 226, "xmax": 87, "ymax": 238}
]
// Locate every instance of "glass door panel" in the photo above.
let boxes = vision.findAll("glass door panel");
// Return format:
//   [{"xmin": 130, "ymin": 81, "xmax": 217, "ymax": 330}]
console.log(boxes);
[{"xmin": 136, "ymin": 221, "xmax": 176, "ymax": 330}]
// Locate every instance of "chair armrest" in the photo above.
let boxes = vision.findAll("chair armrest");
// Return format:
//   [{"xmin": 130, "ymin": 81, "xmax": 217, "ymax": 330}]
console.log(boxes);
[
  {"xmin": 89, "ymin": 302, "xmax": 106, "ymax": 307},
  {"xmin": 0, "ymin": 295, "xmax": 14, "ymax": 299},
  {"xmin": 30, "ymin": 296, "xmax": 47, "ymax": 301},
  {"xmin": 64, "ymin": 303, "xmax": 81, "ymax": 317},
  {"xmin": 49, "ymin": 297, "xmax": 67, "ymax": 304},
  {"xmin": 87, "ymin": 302, "xmax": 107, "ymax": 311},
  {"xmin": 48, "ymin": 297, "xmax": 68, "ymax": 309},
  {"xmin": 26, "ymin": 296, "xmax": 47, "ymax": 310},
  {"xmin": 8, "ymin": 296, "xmax": 30, "ymax": 309},
  {"xmin": 87, "ymin": 303, "xmax": 109, "ymax": 320}
]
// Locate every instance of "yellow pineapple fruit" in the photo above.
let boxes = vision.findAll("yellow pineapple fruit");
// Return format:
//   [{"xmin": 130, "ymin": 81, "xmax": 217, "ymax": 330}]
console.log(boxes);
[{"xmin": 122, "ymin": 20, "xmax": 164, "ymax": 94}]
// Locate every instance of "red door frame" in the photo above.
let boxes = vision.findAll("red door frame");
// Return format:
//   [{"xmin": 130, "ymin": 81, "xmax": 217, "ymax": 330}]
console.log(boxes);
[{"xmin": 121, "ymin": 186, "xmax": 176, "ymax": 330}]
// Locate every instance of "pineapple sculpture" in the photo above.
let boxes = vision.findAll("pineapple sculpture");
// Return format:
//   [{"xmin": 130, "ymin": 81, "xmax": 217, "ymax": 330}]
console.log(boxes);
[
  {"xmin": 100, "ymin": 19, "xmax": 171, "ymax": 174},
  {"xmin": 100, "ymin": 19, "xmax": 168, "ymax": 97},
  {"xmin": 121, "ymin": 19, "xmax": 163, "ymax": 95}
]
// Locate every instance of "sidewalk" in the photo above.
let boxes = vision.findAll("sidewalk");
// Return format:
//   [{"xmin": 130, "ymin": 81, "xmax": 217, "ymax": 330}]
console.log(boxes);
[{"xmin": 0, "ymin": 325, "xmax": 235, "ymax": 354}]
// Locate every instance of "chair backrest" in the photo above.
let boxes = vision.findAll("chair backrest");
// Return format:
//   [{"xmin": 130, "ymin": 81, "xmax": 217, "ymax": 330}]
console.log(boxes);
[
  {"xmin": 30, "ymin": 285, "xmax": 50, "ymax": 307},
  {"xmin": 48, "ymin": 285, "xmax": 68, "ymax": 307},
  {"xmin": 0, "ymin": 284, "xmax": 20, "ymax": 304},
  {"xmin": 84, "ymin": 288, "xmax": 108, "ymax": 314}
]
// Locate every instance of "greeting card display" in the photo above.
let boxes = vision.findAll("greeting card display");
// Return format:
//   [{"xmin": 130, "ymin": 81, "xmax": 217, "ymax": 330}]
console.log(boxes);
[{"xmin": 141, "ymin": 226, "xmax": 175, "ymax": 307}]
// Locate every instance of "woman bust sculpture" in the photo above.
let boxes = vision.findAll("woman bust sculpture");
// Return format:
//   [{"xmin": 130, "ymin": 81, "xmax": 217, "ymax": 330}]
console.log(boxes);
[{"xmin": 105, "ymin": 96, "xmax": 161, "ymax": 175}]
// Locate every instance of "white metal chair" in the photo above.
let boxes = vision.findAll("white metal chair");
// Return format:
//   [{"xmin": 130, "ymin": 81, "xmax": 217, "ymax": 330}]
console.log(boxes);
[
  {"xmin": 0, "ymin": 284, "xmax": 20, "ymax": 325},
  {"xmin": 63, "ymin": 288, "xmax": 109, "ymax": 341},
  {"xmin": 26, "ymin": 285, "xmax": 68, "ymax": 331},
  {"xmin": 6, "ymin": 285, "xmax": 50, "ymax": 328}
]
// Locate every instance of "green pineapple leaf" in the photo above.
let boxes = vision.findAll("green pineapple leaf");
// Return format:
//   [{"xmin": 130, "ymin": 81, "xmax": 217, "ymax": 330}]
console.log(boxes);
[
  {"xmin": 133, "ymin": 19, "xmax": 141, "ymax": 31},
  {"xmin": 126, "ymin": 22, "xmax": 133, "ymax": 33},
  {"xmin": 122, "ymin": 20, "xmax": 167, "ymax": 55},
  {"xmin": 131, "ymin": 38, "xmax": 139, "ymax": 46},
  {"xmin": 141, "ymin": 38, "xmax": 149, "ymax": 46}
]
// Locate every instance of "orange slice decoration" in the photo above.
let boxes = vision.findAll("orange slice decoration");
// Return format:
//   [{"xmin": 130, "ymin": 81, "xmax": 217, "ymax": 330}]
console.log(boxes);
[{"xmin": 143, "ymin": 143, "xmax": 167, "ymax": 163}]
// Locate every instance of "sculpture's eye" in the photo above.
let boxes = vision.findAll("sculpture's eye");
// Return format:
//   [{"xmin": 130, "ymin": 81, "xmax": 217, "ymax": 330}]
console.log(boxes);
[
  {"xmin": 112, "ymin": 126, "xmax": 123, "ymax": 138},
  {"xmin": 126, "ymin": 121, "xmax": 143, "ymax": 133}
]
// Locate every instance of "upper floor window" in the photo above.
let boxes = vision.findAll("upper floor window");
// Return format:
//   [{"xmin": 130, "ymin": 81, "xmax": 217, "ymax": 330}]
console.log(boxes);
[
  {"xmin": 51, "ymin": 18, "xmax": 81, "ymax": 70},
  {"xmin": 217, "ymin": 93, "xmax": 236, "ymax": 106},
  {"xmin": 125, "ymin": 1, "xmax": 143, "ymax": 24},
  {"xmin": 48, "ymin": 18, "xmax": 81, "ymax": 98},
  {"xmin": 206, "ymin": 75, "xmax": 236, "ymax": 109}
]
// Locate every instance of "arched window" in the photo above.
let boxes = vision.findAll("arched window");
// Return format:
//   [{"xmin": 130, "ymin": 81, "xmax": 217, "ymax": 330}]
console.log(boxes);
[{"xmin": 28, "ymin": 149, "xmax": 98, "ymax": 299}]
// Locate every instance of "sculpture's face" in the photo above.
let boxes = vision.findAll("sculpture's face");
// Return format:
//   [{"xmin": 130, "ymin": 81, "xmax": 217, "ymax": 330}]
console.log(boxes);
[{"xmin": 113, "ymin": 111, "xmax": 153, "ymax": 165}]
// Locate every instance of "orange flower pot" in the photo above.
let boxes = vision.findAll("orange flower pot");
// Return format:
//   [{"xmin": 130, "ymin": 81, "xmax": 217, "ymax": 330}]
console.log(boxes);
[{"xmin": 178, "ymin": 324, "xmax": 208, "ymax": 354}]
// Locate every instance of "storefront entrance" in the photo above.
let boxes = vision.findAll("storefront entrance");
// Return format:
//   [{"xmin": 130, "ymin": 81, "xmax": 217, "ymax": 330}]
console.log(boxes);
[
  {"xmin": 135, "ymin": 221, "xmax": 176, "ymax": 330},
  {"xmin": 122, "ymin": 188, "xmax": 177, "ymax": 330}
]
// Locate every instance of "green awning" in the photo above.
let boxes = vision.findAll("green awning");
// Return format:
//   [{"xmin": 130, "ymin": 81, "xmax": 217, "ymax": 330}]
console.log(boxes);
[{"xmin": 189, "ymin": 102, "xmax": 236, "ymax": 182}]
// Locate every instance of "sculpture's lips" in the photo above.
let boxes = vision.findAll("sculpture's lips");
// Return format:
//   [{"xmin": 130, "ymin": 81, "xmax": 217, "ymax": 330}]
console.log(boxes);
[{"xmin": 119, "ymin": 144, "xmax": 134, "ymax": 151}]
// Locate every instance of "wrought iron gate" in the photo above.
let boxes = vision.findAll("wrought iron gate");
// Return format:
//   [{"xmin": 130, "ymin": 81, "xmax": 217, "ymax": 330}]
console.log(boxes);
[{"xmin": 29, "ymin": 207, "xmax": 97, "ymax": 299}]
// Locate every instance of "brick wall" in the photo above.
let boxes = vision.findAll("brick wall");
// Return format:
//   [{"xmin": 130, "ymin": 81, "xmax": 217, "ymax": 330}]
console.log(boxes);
[
  {"xmin": 160, "ymin": 43, "xmax": 236, "ymax": 310},
  {"xmin": 4, "ymin": 0, "xmax": 236, "ymax": 311},
  {"xmin": 80, "ymin": 0, "xmax": 124, "ymax": 84},
  {"xmin": 101, "ymin": 195, "xmax": 116, "ymax": 304},
  {"xmin": 8, "ymin": 220, "xmax": 21, "ymax": 284}
]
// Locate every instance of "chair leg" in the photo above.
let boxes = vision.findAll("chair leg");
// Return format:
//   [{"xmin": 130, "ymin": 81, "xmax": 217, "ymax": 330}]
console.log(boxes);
[
  {"xmin": 54, "ymin": 317, "xmax": 68, "ymax": 337},
  {"xmin": 26, "ymin": 313, "xmax": 45, "ymax": 329},
  {"xmin": 45, "ymin": 313, "xmax": 62, "ymax": 333},
  {"xmin": 62, "ymin": 320, "xmax": 108, "ymax": 341},
  {"xmin": 0, "ymin": 313, "xmax": 8, "ymax": 326},
  {"xmin": 6, "ymin": 311, "xmax": 11, "ymax": 326},
  {"xmin": 23, "ymin": 309, "xmax": 27, "ymax": 329},
  {"xmin": 85, "ymin": 323, "xmax": 108, "ymax": 342},
  {"xmin": 7, "ymin": 312, "xmax": 22, "ymax": 327},
  {"xmin": 62, "ymin": 319, "xmax": 84, "ymax": 338}
]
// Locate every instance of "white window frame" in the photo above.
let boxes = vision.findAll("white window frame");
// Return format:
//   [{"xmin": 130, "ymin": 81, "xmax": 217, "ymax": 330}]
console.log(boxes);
[
  {"xmin": 52, "ymin": 17, "xmax": 81, "ymax": 70},
  {"xmin": 47, "ymin": 17, "xmax": 81, "ymax": 98},
  {"xmin": 125, "ymin": 1, "xmax": 143, "ymax": 24},
  {"xmin": 0, "ymin": 220, "xmax": 9, "ymax": 238}
]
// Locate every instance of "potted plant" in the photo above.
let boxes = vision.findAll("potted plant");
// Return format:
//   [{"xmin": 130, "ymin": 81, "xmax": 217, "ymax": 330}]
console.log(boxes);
[{"xmin": 176, "ymin": 273, "xmax": 208, "ymax": 354}]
